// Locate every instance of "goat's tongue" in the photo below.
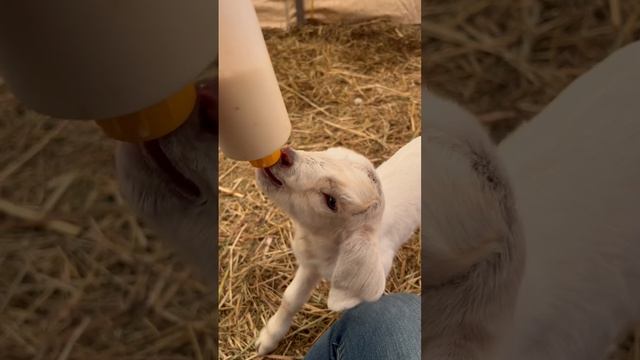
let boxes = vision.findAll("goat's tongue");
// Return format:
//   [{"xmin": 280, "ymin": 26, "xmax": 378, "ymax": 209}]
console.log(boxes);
[{"xmin": 263, "ymin": 166, "xmax": 283, "ymax": 186}]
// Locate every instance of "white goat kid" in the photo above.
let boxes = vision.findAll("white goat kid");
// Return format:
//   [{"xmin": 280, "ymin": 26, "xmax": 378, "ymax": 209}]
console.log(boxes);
[{"xmin": 255, "ymin": 138, "xmax": 421, "ymax": 355}]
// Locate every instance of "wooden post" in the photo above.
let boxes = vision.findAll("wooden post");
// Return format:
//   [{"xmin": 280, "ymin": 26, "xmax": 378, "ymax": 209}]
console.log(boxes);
[{"xmin": 295, "ymin": 0, "xmax": 305, "ymax": 26}]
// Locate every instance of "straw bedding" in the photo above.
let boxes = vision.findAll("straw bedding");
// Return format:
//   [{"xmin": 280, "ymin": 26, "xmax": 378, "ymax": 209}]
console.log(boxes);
[
  {"xmin": 0, "ymin": 108, "xmax": 217, "ymax": 358},
  {"xmin": 0, "ymin": 20, "xmax": 420, "ymax": 360},
  {"xmin": 1, "ymin": 0, "xmax": 639, "ymax": 357},
  {"xmin": 425, "ymin": 0, "xmax": 640, "ymax": 142},
  {"xmin": 424, "ymin": 0, "xmax": 640, "ymax": 358},
  {"xmin": 218, "ymin": 20, "xmax": 421, "ymax": 358}
]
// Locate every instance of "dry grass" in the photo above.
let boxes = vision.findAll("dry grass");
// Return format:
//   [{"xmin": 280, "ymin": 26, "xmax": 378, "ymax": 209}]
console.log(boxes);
[
  {"xmin": 423, "ymin": 0, "xmax": 640, "ymax": 358},
  {"xmin": 218, "ymin": 20, "xmax": 421, "ymax": 359},
  {"xmin": 424, "ymin": 0, "xmax": 640, "ymax": 141},
  {"xmin": 3, "ymin": 0, "xmax": 636, "ymax": 358},
  {"xmin": 0, "ymin": 19, "xmax": 419, "ymax": 360},
  {"xmin": 0, "ymin": 109, "xmax": 217, "ymax": 358}
]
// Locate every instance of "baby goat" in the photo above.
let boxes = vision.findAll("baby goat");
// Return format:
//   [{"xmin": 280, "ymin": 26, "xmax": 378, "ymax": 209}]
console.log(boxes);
[{"xmin": 255, "ymin": 137, "xmax": 421, "ymax": 355}]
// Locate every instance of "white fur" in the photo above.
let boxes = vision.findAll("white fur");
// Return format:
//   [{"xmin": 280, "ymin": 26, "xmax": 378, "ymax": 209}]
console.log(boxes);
[
  {"xmin": 424, "ymin": 40, "xmax": 640, "ymax": 360},
  {"xmin": 494, "ymin": 40, "xmax": 640, "ymax": 360},
  {"xmin": 255, "ymin": 139, "xmax": 421, "ymax": 355},
  {"xmin": 377, "ymin": 137, "xmax": 422, "ymax": 275},
  {"xmin": 422, "ymin": 91, "xmax": 524, "ymax": 359}
]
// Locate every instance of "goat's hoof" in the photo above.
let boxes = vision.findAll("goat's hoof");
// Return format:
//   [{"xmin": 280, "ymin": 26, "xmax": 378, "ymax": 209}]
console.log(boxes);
[{"xmin": 256, "ymin": 327, "xmax": 279, "ymax": 356}]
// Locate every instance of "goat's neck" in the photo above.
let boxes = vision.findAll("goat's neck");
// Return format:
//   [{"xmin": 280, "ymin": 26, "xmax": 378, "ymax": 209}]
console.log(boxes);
[{"xmin": 290, "ymin": 221, "xmax": 380, "ymax": 280}]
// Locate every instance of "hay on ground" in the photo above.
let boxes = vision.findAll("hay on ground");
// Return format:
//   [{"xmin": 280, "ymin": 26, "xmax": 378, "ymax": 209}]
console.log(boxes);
[
  {"xmin": 0, "ymin": 102, "xmax": 217, "ymax": 358},
  {"xmin": 218, "ymin": 20, "xmax": 421, "ymax": 359},
  {"xmin": 423, "ymin": 1, "xmax": 640, "ymax": 358},
  {"xmin": 424, "ymin": 0, "xmax": 640, "ymax": 142}
]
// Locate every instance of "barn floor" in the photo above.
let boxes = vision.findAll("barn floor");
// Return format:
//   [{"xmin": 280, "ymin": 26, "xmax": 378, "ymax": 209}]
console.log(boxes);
[
  {"xmin": 0, "ymin": 80, "xmax": 216, "ymax": 358},
  {"xmin": 1, "ymin": 0, "xmax": 639, "ymax": 358},
  {"xmin": 424, "ymin": 0, "xmax": 640, "ymax": 358},
  {"xmin": 218, "ymin": 21, "xmax": 421, "ymax": 359}
]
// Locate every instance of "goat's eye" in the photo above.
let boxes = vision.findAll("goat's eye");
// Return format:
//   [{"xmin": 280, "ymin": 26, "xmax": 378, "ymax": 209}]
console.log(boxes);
[
  {"xmin": 368, "ymin": 170, "xmax": 378, "ymax": 184},
  {"xmin": 323, "ymin": 193, "xmax": 338, "ymax": 212}
]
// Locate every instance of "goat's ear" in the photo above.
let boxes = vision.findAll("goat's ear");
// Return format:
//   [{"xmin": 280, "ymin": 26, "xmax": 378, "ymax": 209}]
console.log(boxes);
[{"xmin": 328, "ymin": 230, "xmax": 386, "ymax": 312}]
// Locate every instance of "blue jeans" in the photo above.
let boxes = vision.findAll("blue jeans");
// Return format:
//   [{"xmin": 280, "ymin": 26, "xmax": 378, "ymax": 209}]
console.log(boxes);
[{"xmin": 305, "ymin": 293, "xmax": 420, "ymax": 360}]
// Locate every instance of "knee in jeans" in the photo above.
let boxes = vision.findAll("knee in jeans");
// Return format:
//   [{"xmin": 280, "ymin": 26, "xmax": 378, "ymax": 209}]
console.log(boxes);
[{"xmin": 340, "ymin": 293, "xmax": 420, "ymax": 329}]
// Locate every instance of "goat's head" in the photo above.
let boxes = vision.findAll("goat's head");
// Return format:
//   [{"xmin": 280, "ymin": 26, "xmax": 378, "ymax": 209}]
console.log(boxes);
[
  {"xmin": 115, "ymin": 79, "xmax": 218, "ymax": 287},
  {"xmin": 257, "ymin": 146, "xmax": 384, "ymax": 233}
]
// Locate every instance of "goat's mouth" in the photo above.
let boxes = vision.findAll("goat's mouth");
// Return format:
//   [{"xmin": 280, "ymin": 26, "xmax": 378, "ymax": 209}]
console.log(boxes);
[
  {"xmin": 140, "ymin": 140, "xmax": 203, "ymax": 201},
  {"xmin": 262, "ymin": 167, "xmax": 283, "ymax": 187}
]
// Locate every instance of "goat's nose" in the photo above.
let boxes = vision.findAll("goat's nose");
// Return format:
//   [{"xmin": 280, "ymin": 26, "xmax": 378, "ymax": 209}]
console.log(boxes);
[{"xmin": 280, "ymin": 147, "xmax": 294, "ymax": 167}]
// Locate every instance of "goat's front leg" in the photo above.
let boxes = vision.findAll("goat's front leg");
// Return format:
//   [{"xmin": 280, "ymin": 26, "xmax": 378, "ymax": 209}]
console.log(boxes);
[{"xmin": 256, "ymin": 266, "xmax": 321, "ymax": 355}]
